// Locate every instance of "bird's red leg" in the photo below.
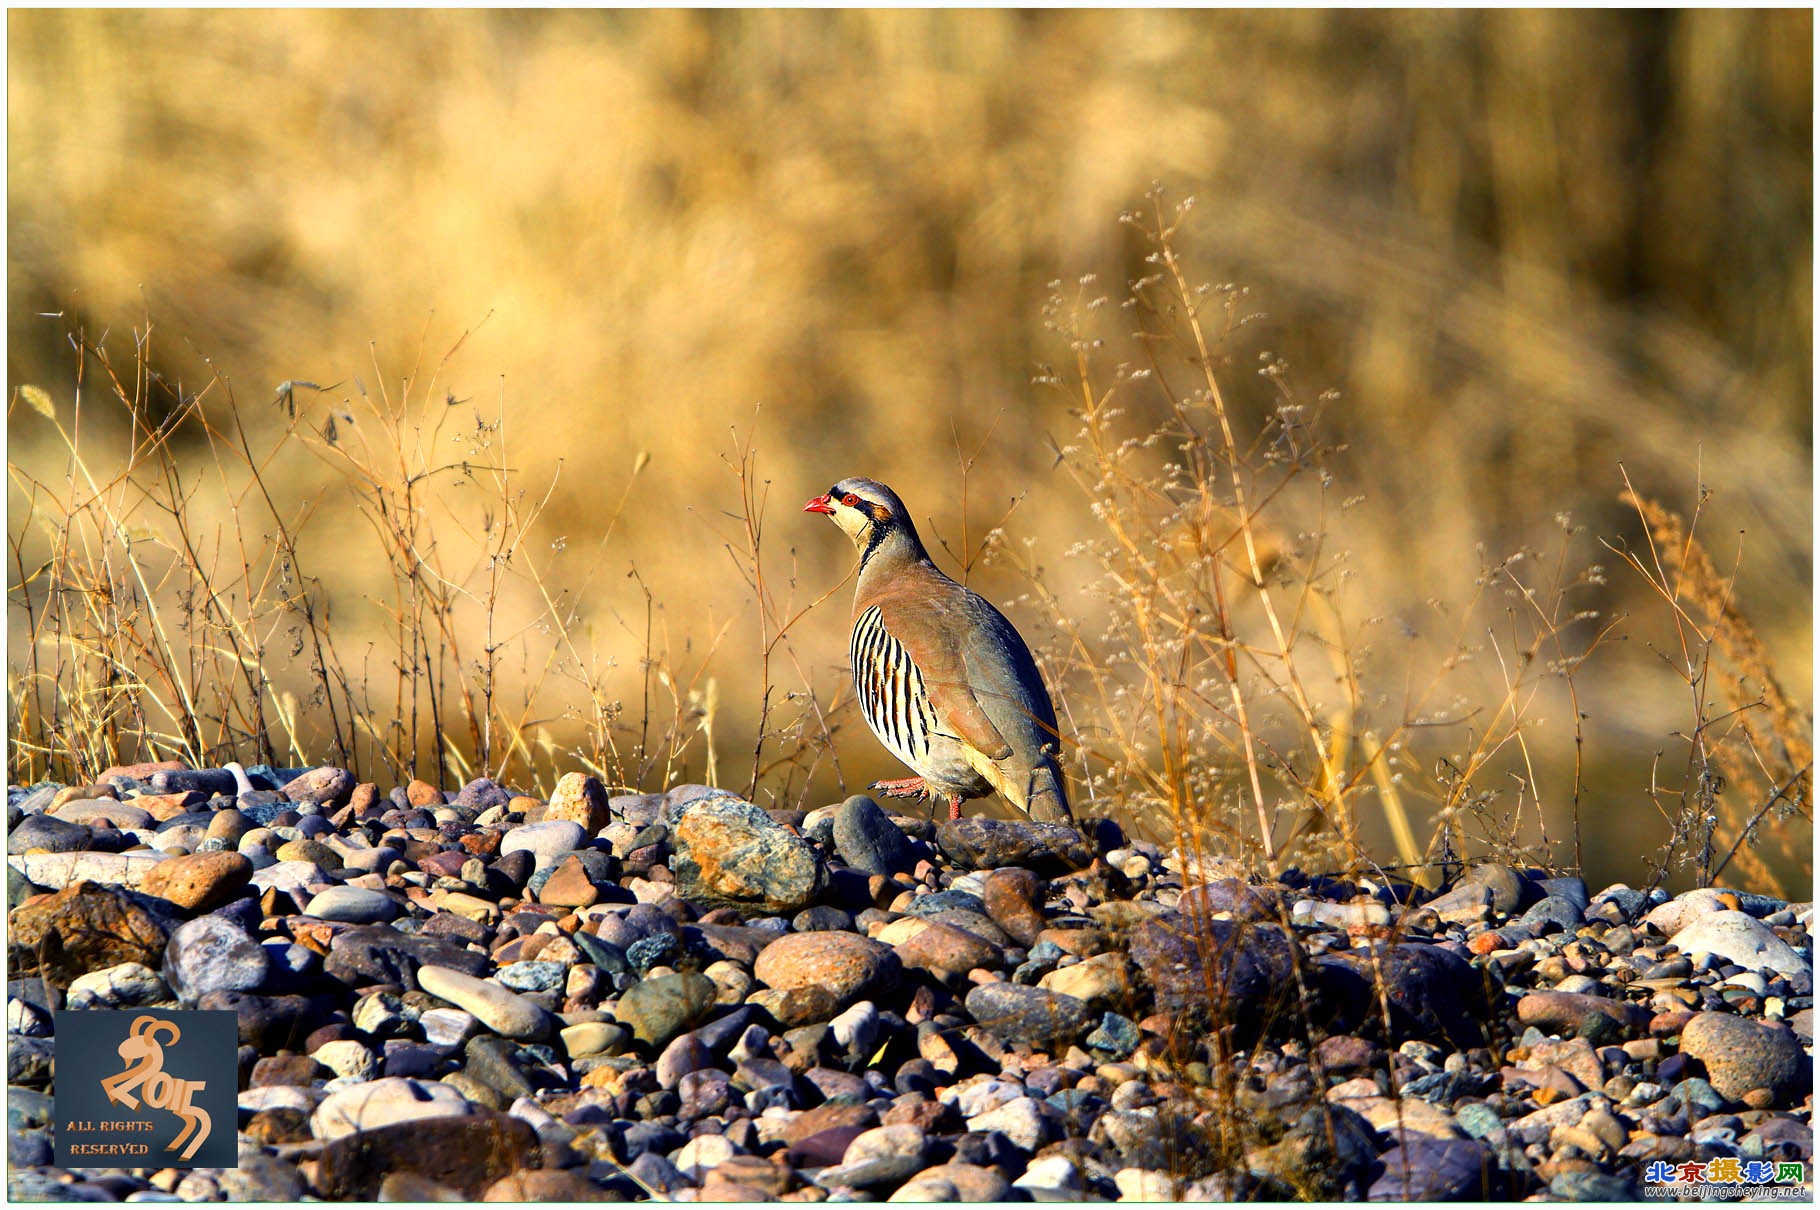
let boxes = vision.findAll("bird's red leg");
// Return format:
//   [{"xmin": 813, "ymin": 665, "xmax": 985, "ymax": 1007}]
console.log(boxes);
[
  {"xmin": 871, "ymin": 776, "xmax": 929, "ymax": 800},
  {"xmin": 947, "ymin": 794, "xmax": 963, "ymax": 821}
]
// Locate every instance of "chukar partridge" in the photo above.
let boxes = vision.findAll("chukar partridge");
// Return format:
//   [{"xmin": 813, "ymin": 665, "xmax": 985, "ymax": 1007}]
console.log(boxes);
[{"xmin": 805, "ymin": 477, "xmax": 1073, "ymax": 825}]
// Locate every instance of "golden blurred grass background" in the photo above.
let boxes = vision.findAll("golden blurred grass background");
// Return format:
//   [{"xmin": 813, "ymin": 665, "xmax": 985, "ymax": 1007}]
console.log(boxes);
[{"xmin": 8, "ymin": 9, "xmax": 1811, "ymax": 891}]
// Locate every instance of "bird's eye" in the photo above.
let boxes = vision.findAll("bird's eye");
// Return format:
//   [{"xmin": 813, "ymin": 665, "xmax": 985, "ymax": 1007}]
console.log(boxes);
[{"xmin": 841, "ymin": 493, "xmax": 860, "ymax": 507}]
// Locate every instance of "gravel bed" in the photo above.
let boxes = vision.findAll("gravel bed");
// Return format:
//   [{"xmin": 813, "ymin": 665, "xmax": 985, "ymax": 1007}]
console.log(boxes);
[{"xmin": 6, "ymin": 762, "xmax": 1813, "ymax": 1201}]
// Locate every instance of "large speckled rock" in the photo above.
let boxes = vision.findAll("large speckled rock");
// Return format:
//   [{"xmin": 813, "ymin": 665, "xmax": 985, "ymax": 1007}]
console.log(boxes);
[
  {"xmin": 934, "ymin": 818, "xmax": 1095, "ymax": 873},
  {"xmin": 8, "ymin": 880, "xmax": 173, "ymax": 984},
  {"xmin": 669, "ymin": 794, "xmax": 826, "ymax": 915},
  {"xmin": 1679, "ymin": 1012, "xmax": 1808, "ymax": 1102},
  {"xmin": 881, "ymin": 917, "xmax": 1003, "ymax": 977}
]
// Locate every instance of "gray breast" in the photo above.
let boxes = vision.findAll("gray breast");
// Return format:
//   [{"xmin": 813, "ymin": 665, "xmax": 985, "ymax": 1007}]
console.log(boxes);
[{"xmin": 849, "ymin": 605, "xmax": 941, "ymax": 771}]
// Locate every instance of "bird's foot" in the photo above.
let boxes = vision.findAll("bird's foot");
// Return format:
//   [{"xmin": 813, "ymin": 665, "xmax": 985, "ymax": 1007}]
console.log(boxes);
[
  {"xmin": 870, "ymin": 776, "xmax": 929, "ymax": 800},
  {"xmin": 947, "ymin": 795, "xmax": 963, "ymax": 822}
]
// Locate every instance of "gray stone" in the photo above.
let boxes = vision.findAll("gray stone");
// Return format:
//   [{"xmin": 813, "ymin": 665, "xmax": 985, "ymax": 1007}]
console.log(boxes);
[
  {"xmin": 310, "ymin": 1077, "xmax": 476, "ymax": 1140},
  {"xmin": 1368, "ymin": 1138, "xmax": 1495, "ymax": 1201},
  {"xmin": 967, "ymin": 1095, "xmax": 1053, "ymax": 1152},
  {"xmin": 416, "ymin": 965, "xmax": 550, "ymax": 1040},
  {"xmin": 303, "ymin": 885, "xmax": 399, "ymax": 924},
  {"xmin": 7, "ymin": 813, "xmax": 94, "ymax": 854},
  {"xmin": 616, "ymin": 971, "xmax": 718, "ymax": 1048},
  {"xmin": 498, "ymin": 820, "xmax": 585, "ymax": 872},
  {"xmin": 64, "ymin": 961, "xmax": 169, "ymax": 1009},
  {"xmin": 495, "ymin": 960, "xmax": 566, "ymax": 994},
  {"xmin": 833, "ymin": 794, "xmax": 916, "ymax": 876},
  {"xmin": 164, "ymin": 913, "xmax": 268, "ymax": 1003},
  {"xmin": 934, "ymin": 818, "xmax": 1094, "ymax": 872},
  {"xmin": 325, "ymin": 925, "xmax": 490, "ymax": 989},
  {"xmin": 1669, "ymin": 910, "xmax": 1807, "ymax": 978},
  {"xmin": 963, "ymin": 983, "xmax": 1094, "ymax": 1046}
]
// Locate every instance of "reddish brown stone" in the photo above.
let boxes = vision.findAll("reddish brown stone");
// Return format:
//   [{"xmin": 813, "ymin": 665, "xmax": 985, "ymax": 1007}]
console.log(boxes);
[
  {"xmin": 481, "ymin": 1170, "xmax": 612, "ymax": 1201},
  {"xmin": 251, "ymin": 1052, "xmax": 323, "ymax": 1087},
  {"xmin": 881, "ymin": 1096, "xmax": 955, "ymax": 1132},
  {"xmin": 1032, "ymin": 927, "xmax": 1106, "ymax": 957},
  {"xmin": 282, "ymin": 766, "xmax": 356, "ymax": 808},
  {"xmin": 99, "ymin": 759, "xmax": 185, "ymax": 781},
  {"xmin": 753, "ymin": 930, "xmax": 899, "ymax": 1002},
  {"xmin": 143, "ymin": 851, "xmax": 253, "ymax": 912},
  {"xmin": 244, "ymin": 1107, "xmax": 312, "ymax": 1145},
  {"xmin": 892, "ymin": 919, "xmax": 1003, "ymax": 976},
  {"xmin": 702, "ymin": 1156, "xmax": 793, "ymax": 1198},
  {"xmin": 314, "ymin": 1113, "xmax": 538, "ymax": 1199},
  {"xmin": 1468, "ymin": 930, "xmax": 1512, "ymax": 956},
  {"xmin": 406, "ymin": 779, "xmax": 445, "ymax": 807},
  {"xmin": 288, "ymin": 920, "xmax": 348, "ymax": 956},
  {"xmin": 781, "ymin": 1100, "xmax": 878, "ymax": 1144},
  {"xmin": 538, "ymin": 854, "xmax": 601, "ymax": 909},
  {"xmin": 981, "ymin": 867, "xmax": 1046, "ymax": 947},
  {"xmin": 1517, "ymin": 990, "xmax": 1652, "ymax": 1039},
  {"xmin": 419, "ymin": 851, "xmax": 470, "ymax": 879},
  {"xmin": 133, "ymin": 791, "xmax": 208, "ymax": 821},
  {"xmin": 50, "ymin": 784, "xmax": 117, "ymax": 811},
  {"xmin": 491, "ymin": 933, "xmax": 552, "ymax": 964},
  {"xmin": 459, "ymin": 831, "xmax": 501, "ymax": 857},
  {"xmin": 1650, "ymin": 1010, "xmax": 1697, "ymax": 1038}
]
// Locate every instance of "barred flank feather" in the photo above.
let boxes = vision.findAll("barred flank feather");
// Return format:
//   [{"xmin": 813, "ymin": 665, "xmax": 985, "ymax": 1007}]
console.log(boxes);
[{"xmin": 851, "ymin": 604, "xmax": 940, "ymax": 769}]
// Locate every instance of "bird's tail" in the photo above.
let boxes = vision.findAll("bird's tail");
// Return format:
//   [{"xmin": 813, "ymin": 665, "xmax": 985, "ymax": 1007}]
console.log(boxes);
[
  {"xmin": 964, "ymin": 743, "xmax": 1075, "ymax": 827},
  {"xmin": 1018, "ymin": 756, "xmax": 1074, "ymax": 827}
]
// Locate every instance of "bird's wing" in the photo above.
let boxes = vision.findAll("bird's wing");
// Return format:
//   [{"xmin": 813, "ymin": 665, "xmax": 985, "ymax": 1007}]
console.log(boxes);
[{"xmin": 872, "ymin": 589, "xmax": 1014, "ymax": 762}]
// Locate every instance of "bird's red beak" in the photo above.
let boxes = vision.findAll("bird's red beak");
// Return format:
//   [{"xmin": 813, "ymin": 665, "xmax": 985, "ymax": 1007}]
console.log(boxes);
[{"xmin": 803, "ymin": 493, "xmax": 835, "ymax": 515}]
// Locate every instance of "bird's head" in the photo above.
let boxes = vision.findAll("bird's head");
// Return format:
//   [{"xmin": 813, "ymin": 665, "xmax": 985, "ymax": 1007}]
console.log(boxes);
[{"xmin": 804, "ymin": 477, "xmax": 913, "ymax": 550}]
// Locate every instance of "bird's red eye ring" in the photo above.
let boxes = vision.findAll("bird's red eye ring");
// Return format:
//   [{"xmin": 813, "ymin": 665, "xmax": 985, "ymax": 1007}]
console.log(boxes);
[{"xmin": 841, "ymin": 493, "xmax": 860, "ymax": 507}]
